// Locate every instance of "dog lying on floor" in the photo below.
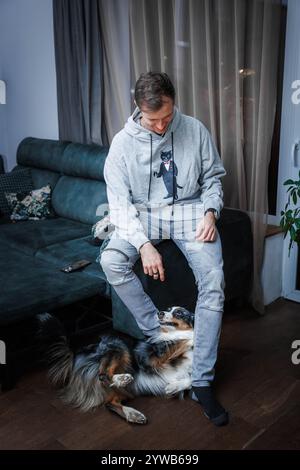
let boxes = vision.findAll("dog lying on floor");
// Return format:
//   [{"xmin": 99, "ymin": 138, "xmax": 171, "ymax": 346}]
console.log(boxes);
[{"xmin": 38, "ymin": 307, "xmax": 194, "ymax": 424}]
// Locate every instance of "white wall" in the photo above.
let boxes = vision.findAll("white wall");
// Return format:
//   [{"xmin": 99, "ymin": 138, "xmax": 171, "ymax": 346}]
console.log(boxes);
[
  {"xmin": 276, "ymin": 0, "xmax": 300, "ymax": 302},
  {"xmin": 0, "ymin": 0, "xmax": 58, "ymax": 171}
]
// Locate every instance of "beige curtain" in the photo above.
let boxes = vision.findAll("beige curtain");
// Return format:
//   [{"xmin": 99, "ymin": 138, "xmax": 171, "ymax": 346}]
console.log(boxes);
[
  {"xmin": 99, "ymin": 0, "xmax": 131, "ymax": 140},
  {"xmin": 128, "ymin": 0, "xmax": 282, "ymax": 314},
  {"xmin": 99, "ymin": 0, "xmax": 283, "ymax": 314}
]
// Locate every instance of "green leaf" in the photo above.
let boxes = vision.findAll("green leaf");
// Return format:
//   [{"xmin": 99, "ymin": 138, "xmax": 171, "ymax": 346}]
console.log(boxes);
[
  {"xmin": 293, "ymin": 191, "xmax": 297, "ymax": 205},
  {"xmin": 284, "ymin": 179, "xmax": 295, "ymax": 185},
  {"xmin": 288, "ymin": 238, "xmax": 293, "ymax": 255},
  {"xmin": 295, "ymin": 208, "xmax": 300, "ymax": 216},
  {"xmin": 290, "ymin": 225, "xmax": 296, "ymax": 240}
]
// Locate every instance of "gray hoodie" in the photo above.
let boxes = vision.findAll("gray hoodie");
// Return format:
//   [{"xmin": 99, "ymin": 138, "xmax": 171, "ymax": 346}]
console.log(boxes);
[{"xmin": 103, "ymin": 106, "xmax": 226, "ymax": 251}]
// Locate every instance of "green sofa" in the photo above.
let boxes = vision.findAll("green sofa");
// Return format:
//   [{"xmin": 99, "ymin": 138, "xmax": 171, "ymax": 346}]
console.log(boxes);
[{"xmin": 0, "ymin": 138, "xmax": 110, "ymax": 328}]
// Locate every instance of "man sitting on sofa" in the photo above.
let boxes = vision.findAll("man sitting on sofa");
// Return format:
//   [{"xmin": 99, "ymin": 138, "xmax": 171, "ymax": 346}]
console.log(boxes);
[{"xmin": 100, "ymin": 71, "xmax": 228, "ymax": 426}]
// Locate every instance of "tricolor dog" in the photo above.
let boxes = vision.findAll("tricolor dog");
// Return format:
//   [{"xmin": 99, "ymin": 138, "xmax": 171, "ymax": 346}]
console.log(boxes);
[{"xmin": 38, "ymin": 306, "xmax": 194, "ymax": 424}]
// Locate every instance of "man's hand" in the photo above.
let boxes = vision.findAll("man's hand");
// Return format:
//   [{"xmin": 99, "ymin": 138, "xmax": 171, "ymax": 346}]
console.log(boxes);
[
  {"xmin": 195, "ymin": 212, "xmax": 217, "ymax": 242},
  {"xmin": 139, "ymin": 242, "xmax": 165, "ymax": 281}
]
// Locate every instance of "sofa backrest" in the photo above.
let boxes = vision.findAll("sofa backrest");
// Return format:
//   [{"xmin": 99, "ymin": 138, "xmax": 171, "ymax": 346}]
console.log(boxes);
[
  {"xmin": 16, "ymin": 137, "xmax": 109, "ymax": 225},
  {"xmin": 17, "ymin": 137, "xmax": 68, "ymax": 190}
]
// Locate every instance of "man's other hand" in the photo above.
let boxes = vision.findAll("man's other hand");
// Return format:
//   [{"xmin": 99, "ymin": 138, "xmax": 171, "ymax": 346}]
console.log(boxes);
[{"xmin": 195, "ymin": 212, "xmax": 217, "ymax": 242}]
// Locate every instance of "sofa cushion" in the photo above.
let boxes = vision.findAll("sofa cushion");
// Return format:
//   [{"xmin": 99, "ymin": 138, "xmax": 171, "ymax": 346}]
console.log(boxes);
[
  {"xmin": 0, "ymin": 247, "xmax": 108, "ymax": 325},
  {"xmin": 12, "ymin": 165, "xmax": 61, "ymax": 193},
  {"xmin": 0, "ymin": 168, "xmax": 34, "ymax": 215},
  {"xmin": 62, "ymin": 142, "xmax": 108, "ymax": 181},
  {"xmin": 6, "ymin": 184, "xmax": 55, "ymax": 221},
  {"xmin": 35, "ymin": 236, "xmax": 109, "ymax": 292},
  {"xmin": 35, "ymin": 235, "xmax": 102, "ymax": 272},
  {"xmin": 52, "ymin": 176, "xmax": 107, "ymax": 225},
  {"xmin": 17, "ymin": 137, "xmax": 69, "ymax": 173},
  {"xmin": 0, "ymin": 217, "xmax": 91, "ymax": 255},
  {"xmin": 30, "ymin": 167, "xmax": 61, "ymax": 191}
]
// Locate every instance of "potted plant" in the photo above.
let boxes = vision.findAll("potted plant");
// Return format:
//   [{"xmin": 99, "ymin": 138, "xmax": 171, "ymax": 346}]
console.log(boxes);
[{"xmin": 280, "ymin": 170, "xmax": 300, "ymax": 257}]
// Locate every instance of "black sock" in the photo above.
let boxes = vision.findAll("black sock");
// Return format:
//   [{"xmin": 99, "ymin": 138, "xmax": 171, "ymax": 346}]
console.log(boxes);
[{"xmin": 191, "ymin": 386, "xmax": 229, "ymax": 426}]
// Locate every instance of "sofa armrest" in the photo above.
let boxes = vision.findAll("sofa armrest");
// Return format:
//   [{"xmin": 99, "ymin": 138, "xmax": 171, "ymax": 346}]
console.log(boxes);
[{"xmin": 0, "ymin": 155, "xmax": 5, "ymax": 174}]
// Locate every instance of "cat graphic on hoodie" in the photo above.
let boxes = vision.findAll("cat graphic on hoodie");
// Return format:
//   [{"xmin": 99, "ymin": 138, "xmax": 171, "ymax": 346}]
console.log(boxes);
[{"xmin": 154, "ymin": 150, "xmax": 183, "ymax": 200}]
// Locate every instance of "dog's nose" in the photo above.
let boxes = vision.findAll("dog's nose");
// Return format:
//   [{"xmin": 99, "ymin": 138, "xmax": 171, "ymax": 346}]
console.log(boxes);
[{"xmin": 158, "ymin": 311, "xmax": 165, "ymax": 320}]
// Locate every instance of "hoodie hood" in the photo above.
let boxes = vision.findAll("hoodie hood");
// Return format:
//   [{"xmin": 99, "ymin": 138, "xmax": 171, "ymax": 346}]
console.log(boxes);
[{"xmin": 124, "ymin": 106, "xmax": 181, "ymax": 142}]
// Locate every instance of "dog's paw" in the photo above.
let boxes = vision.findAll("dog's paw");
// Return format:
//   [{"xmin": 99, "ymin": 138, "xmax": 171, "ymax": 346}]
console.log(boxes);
[
  {"xmin": 165, "ymin": 382, "xmax": 181, "ymax": 397},
  {"xmin": 123, "ymin": 406, "xmax": 148, "ymax": 425},
  {"xmin": 165, "ymin": 379, "xmax": 191, "ymax": 397},
  {"xmin": 111, "ymin": 373, "xmax": 134, "ymax": 388}
]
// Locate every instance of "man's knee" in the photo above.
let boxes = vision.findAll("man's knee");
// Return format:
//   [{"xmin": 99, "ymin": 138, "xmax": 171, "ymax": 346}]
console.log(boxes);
[
  {"xmin": 100, "ymin": 249, "xmax": 131, "ymax": 286},
  {"xmin": 199, "ymin": 269, "xmax": 225, "ymax": 311}
]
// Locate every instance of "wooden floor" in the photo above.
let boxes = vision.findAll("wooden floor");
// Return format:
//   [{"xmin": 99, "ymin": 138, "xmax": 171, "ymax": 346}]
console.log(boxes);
[{"xmin": 0, "ymin": 298, "xmax": 300, "ymax": 450}]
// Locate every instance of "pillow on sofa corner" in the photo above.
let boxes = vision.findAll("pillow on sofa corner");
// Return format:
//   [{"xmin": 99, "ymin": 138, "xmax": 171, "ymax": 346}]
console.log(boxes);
[
  {"xmin": 91, "ymin": 214, "xmax": 114, "ymax": 246},
  {"xmin": 0, "ymin": 168, "xmax": 34, "ymax": 215},
  {"xmin": 5, "ymin": 184, "xmax": 56, "ymax": 221}
]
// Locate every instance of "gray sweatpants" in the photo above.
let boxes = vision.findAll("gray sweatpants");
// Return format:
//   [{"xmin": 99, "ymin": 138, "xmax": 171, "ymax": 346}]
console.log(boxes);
[{"xmin": 100, "ymin": 214, "xmax": 225, "ymax": 387}]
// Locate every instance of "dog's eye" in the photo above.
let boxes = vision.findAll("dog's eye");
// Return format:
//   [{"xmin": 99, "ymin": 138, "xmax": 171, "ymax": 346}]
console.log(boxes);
[{"xmin": 174, "ymin": 309, "xmax": 183, "ymax": 316}]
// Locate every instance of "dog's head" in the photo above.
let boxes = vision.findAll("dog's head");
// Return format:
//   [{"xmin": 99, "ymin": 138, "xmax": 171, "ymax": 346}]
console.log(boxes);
[{"xmin": 158, "ymin": 306, "xmax": 194, "ymax": 330}]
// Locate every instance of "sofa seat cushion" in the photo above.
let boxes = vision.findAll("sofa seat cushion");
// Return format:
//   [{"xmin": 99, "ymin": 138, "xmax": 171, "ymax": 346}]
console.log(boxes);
[
  {"xmin": 35, "ymin": 236, "xmax": 109, "ymax": 290},
  {"xmin": 0, "ymin": 217, "xmax": 91, "ymax": 255},
  {"xmin": 0, "ymin": 246, "xmax": 108, "ymax": 325}
]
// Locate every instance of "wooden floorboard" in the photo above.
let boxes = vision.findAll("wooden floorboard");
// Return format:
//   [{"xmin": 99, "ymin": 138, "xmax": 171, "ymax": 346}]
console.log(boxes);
[{"xmin": 0, "ymin": 297, "xmax": 299, "ymax": 450}]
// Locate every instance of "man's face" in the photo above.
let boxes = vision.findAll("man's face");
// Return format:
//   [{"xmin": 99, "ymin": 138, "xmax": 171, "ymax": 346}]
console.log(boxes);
[{"xmin": 139, "ymin": 96, "xmax": 174, "ymax": 135}]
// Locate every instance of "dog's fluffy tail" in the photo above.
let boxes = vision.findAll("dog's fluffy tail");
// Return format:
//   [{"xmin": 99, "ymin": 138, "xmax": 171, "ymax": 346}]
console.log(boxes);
[{"xmin": 36, "ymin": 313, "xmax": 73, "ymax": 387}]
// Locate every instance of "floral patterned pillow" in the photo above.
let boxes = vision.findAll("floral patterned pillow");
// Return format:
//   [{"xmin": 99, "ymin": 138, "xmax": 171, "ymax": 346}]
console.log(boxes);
[{"xmin": 5, "ymin": 184, "xmax": 55, "ymax": 221}]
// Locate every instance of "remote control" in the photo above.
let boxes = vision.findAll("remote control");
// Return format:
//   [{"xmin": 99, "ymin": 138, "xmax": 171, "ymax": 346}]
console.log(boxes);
[{"xmin": 60, "ymin": 259, "xmax": 92, "ymax": 273}]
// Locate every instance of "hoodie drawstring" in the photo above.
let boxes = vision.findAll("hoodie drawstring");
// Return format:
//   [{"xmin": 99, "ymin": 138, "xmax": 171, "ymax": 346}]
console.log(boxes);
[{"xmin": 148, "ymin": 133, "xmax": 153, "ymax": 201}]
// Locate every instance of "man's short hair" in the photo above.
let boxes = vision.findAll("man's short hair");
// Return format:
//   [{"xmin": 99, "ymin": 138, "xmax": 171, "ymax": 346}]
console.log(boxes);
[{"xmin": 134, "ymin": 72, "xmax": 175, "ymax": 111}]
